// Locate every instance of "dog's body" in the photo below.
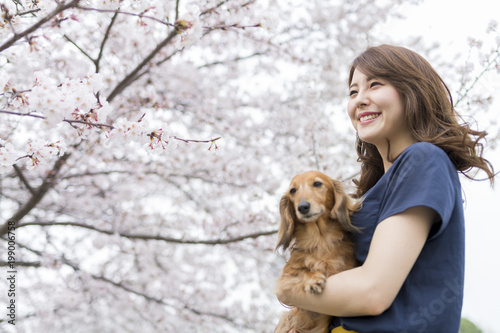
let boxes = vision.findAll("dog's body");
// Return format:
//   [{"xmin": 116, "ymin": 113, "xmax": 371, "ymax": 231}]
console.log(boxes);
[{"xmin": 275, "ymin": 171, "xmax": 360, "ymax": 333}]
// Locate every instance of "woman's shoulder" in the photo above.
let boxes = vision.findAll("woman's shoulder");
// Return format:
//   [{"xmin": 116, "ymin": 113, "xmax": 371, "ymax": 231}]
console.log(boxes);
[
  {"xmin": 399, "ymin": 142, "xmax": 451, "ymax": 166},
  {"xmin": 390, "ymin": 142, "xmax": 458, "ymax": 187},
  {"xmin": 366, "ymin": 142, "xmax": 456, "ymax": 198},
  {"xmin": 404, "ymin": 141, "xmax": 445, "ymax": 156}
]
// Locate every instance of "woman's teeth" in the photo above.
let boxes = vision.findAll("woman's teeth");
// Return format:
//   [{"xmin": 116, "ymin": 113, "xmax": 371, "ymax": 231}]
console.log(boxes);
[{"xmin": 360, "ymin": 114, "xmax": 380, "ymax": 122}]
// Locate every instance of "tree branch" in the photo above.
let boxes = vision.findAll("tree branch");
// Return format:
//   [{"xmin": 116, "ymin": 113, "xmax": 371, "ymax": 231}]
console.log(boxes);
[
  {"xmin": 9, "ymin": 239, "xmax": 251, "ymax": 329},
  {"xmin": 0, "ymin": 109, "xmax": 221, "ymax": 149},
  {"xmin": 197, "ymin": 52, "xmax": 265, "ymax": 68},
  {"xmin": 16, "ymin": 8, "xmax": 42, "ymax": 17},
  {"xmin": 16, "ymin": 221, "xmax": 278, "ymax": 245},
  {"xmin": 63, "ymin": 34, "xmax": 94, "ymax": 63},
  {"xmin": 175, "ymin": 0, "xmax": 180, "ymax": 21},
  {"xmin": 455, "ymin": 49, "xmax": 500, "ymax": 107},
  {"xmin": 0, "ymin": 110, "xmax": 44, "ymax": 118},
  {"xmin": 172, "ymin": 136, "xmax": 221, "ymax": 144},
  {"xmin": 13, "ymin": 164, "xmax": 36, "ymax": 196},
  {"xmin": 0, "ymin": 260, "xmax": 40, "ymax": 267},
  {"xmin": 74, "ymin": 6, "xmax": 172, "ymax": 27},
  {"xmin": 0, "ymin": 0, "xmax": 81, "ymax": 52},
  {"xmin": 92, "ymin": 271, "xmax": 246, "ymax": 327},
  {"xmin": 200, "ymin": 0, "xmax": 231, "ymax": 16},
  {"xmin": 106, "ymin": 28, "xmax": 178, "ymax": 102},
  {"xmin": 95, "ymin": 9, "xmax": 120, "ymax": 73},
  {"xmin": 0, "ymin": 152, "xmax": 71, "ymax": 237}
]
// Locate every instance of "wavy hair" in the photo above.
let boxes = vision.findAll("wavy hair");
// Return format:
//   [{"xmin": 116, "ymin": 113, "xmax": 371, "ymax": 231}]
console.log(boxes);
[{"xmin": 348, "ymin": 44, "xmax": 495, "ymax": 197}]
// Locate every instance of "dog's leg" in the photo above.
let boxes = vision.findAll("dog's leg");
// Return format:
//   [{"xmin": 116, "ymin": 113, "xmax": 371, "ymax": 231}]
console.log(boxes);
[
  {"xmin": 278, "ymin": 308, "xmax": 331, "ymax": 333},
  {"xmin": 303, "ymin": 271, "xmax": 326, "ymax": 294},
  {"xmin": 276, "ymin": 267, "xmax": 327, "ymax": 295},
  {"xmin": 274, "ymin": 307, "xmax": 298, "ymax": 333}
]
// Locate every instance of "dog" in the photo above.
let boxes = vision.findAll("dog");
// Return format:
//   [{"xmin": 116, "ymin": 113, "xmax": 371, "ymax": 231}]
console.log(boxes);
[{"xmin": 274, "ymin": 171, "xmax": 360, "ymax": 333}]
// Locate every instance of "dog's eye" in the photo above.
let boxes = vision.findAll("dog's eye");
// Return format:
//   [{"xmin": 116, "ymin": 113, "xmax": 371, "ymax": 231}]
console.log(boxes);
[
  {"xmin": 289, "ymin": 188, "xmax": 297, "ymax": 195},
  {"xmin": 313, "ymin": 181, "xmax": 322, "ymax": 188}
]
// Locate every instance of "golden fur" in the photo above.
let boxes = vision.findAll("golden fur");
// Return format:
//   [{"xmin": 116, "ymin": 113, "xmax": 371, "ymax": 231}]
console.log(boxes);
[{"xmin": 275, "ymin": 171, "xmax": 360, "ymax": 333}]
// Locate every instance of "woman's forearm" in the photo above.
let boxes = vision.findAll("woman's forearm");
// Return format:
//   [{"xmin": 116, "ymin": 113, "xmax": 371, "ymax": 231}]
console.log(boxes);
[{"xmin": 276, "ymin": 265, "xmax": 384, "ymax": 317}]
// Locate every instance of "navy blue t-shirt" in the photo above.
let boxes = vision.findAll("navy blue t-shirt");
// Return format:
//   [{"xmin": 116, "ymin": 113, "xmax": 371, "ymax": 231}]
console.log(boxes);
[{"xmin": 339, "ymin": 142, "xmax": 464, "ymax": 333}]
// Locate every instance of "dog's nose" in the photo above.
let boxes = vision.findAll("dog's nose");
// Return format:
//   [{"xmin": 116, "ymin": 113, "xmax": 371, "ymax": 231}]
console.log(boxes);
[{"xmin": 297, "ymin": 202, "xmax": 310, "ymax": 214}]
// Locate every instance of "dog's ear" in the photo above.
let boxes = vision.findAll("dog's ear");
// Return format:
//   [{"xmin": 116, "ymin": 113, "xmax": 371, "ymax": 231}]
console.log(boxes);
[
  {"xmin": 276, "ymin": 194, "xmax": 296, "ymax": 251},
  {"xmin": 329, "ymin": 179, "xmax": 362, "ymax": 233}
]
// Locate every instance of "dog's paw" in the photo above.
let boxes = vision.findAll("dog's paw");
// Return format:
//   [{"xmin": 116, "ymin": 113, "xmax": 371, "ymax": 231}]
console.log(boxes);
[{"xmin": 304, "ymin": 272, "xmax": 326, "ymax": 294}]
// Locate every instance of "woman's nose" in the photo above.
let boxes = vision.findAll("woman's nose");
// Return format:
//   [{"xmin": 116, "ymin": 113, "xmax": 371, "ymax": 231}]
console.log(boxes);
[{"xmin": 355, "ymin": 90, "xmax": 370, "ymax": 108}]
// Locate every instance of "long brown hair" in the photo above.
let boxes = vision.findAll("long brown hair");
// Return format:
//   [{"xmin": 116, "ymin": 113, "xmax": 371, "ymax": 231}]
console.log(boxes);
[{"xmin": 348, "ymin": 44, "xmax": 495, "ymax": 197}]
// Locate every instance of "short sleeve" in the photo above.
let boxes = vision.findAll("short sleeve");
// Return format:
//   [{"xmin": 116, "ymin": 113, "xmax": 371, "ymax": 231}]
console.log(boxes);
[{"xmin": 377, "ymin": 143, "xmax": 459, "ymax": 240}]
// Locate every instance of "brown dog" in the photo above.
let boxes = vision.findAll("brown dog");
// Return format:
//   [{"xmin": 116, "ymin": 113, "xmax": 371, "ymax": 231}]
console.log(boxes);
[{"xmin": 275, "ymin": 171, "xmax": 360, "ymax": 333}]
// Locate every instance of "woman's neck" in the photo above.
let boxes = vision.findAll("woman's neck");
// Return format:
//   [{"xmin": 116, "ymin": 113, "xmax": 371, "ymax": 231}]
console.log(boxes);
[{"xmin": 377, "ymin": 138, "xmax": 418, "ymax": 173}]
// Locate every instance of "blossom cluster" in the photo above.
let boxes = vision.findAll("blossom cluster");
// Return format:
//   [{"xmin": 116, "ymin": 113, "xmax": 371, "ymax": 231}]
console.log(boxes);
[
  {"xmin": 0, "ymin": 139, "xmax": 66, "ymax": 174},
  {"xmin": 0, "ymin": 141, "xmax": 17, "ymax": 174},
  {"xmin": 105, "ymin": 116, "xmax": 174, "ymax": 153},
  {"xmin": 27, "ymin": 72, "xmax": 111, "ymax": 128},
  {"xmin": 175, "ymin": 4, "xmax": 202, "ymax": 49},
  {"xmin": 0, "ymin": 72, "xmax": 111, "ymax": 173}
]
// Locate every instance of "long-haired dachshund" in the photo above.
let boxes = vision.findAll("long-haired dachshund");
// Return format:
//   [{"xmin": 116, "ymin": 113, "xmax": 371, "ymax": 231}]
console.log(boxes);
[{"xmin": 275, "ymin": 171, "xmax": 360, "ymax": 333}]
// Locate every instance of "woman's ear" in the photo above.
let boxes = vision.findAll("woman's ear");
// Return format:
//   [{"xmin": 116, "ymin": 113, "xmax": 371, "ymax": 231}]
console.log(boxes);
[
  {"xmin": 276, "ymin": 194, "xmax": 295, "ymax": 251},
  {"xmin": 330, "ymin": 180, "xmax": 362, "ymax": 233}
]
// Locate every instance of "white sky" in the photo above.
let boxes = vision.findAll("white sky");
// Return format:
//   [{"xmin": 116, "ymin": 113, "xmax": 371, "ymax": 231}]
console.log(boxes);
[{"xmin": 383, "ymin": 1, "xmax": 500, "ymax": 331}]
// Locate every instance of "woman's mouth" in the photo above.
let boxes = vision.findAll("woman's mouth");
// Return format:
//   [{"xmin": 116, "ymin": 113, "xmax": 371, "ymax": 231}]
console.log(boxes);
[{"xmin": 358, "ymin": 112, "xmax": 381, "ymax": 122}]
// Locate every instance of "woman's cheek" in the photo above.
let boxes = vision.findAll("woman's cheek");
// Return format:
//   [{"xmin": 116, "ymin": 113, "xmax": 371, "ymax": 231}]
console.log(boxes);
[{"xmin": 347, "ymin": 103, "xmax": 357, "ymax": 130}]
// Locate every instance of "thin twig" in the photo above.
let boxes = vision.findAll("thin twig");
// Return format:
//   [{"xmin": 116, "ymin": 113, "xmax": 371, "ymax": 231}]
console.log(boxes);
[
  {"xmin": 0, "ymin": 110, "xmax": 221, "ymax": 144},
  {"xmin": 175, "ymin": 0, "xmax": 180, "ymax": 21},
  {"xmin": 96, "ymin": 9, "xmax": 120, "ymax": 73},
  {"xmin": 15, "ymin": 8, "xmax": 41, "ymax": 16},
  {"xmin": 197, "ymin": 52, "xmax": 264, "ymax": 68},
  {"xmin": 63, "ymin": 34, "xmax": 94, "ymax": 62},
  {"xmin": 75, "ymin": 6, "xmax": 172, "ymax": 27},
  {"xmin": 0, "ymin": 260, "xmax": 41, "ymax": 267},
  {"xmin": 107, "ymin": 28, "xmax": 178, "ymax": 102},
  {"xmin": 200, "ymin": 0, "xmax": 231, "ymax": 16},
  {"xmin": 65, "ymin": 119, "xmax": 113, "ymax": 128},
  {"xmin": 0, "ymin": 0, "xmax": 80, "ymax": 52},
  {"xmin": 455, "ymin": 50, "xmax": 500, "ymax": 107},
  {"xmin": 173, "ymin": 136, "xmax": 221, "ymax": 144},
  {"xmin": 0, "ymin": 110, "xmax": 112, "ymax": 128},
  {"xmin": 0, "ymin": 110, "xmax": 44, "ymax": 118},
  {"xmin": 13, "ymin": 164, "xmax": 36, "ymax": 195},
  {"xmin": 5, "ymin": 239, "xmax": 244, "ymax": 326},
  {"xmin": 203, "ymin": 23, "xmax": 262, "ymax": 31},
  {"xmin": 0, "ymin": 152, "xmax": 71, "ymax": 237},
  {"xmin": 17, "ymin": 221, "xmax": 277, "ymax": 245}
]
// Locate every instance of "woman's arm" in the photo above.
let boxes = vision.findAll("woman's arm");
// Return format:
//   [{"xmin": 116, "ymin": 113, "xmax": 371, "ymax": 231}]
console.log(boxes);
[{"xmin": 276, "ymin": 205, "xmax": 436, "ymax": 317}]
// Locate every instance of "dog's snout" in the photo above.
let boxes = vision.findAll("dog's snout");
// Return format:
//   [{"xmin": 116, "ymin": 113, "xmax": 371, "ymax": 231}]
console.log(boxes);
[{"xmin": 297, "ymin": 202, "xmax": 310, "ymax": 214}]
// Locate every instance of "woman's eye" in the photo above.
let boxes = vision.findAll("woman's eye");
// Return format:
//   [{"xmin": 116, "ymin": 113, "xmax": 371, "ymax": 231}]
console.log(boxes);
[
  {"xmin": 349, "ymin": 90, "xmax": 357, "ymax": 97},
  {"xmin": 370, "ymin": 81, "xmax": 382, "ymax": 88}
]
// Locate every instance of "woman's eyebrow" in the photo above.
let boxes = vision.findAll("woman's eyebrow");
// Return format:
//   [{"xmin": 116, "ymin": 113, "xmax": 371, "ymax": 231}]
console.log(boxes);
[{"xmin": 349, "ymin": 75, "xmax": 379, "ymax": 89}]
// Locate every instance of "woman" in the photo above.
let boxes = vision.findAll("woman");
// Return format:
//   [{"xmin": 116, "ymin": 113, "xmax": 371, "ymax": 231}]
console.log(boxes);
[{"xmin": 276, "ymin": 44, "xmax": 496, "ymax": 332}]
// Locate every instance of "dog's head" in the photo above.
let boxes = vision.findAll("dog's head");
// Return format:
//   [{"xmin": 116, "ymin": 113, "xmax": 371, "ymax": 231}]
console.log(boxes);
[{"xmin": 276, "ymin": 171, "xmax": 360, "ymax": 251}]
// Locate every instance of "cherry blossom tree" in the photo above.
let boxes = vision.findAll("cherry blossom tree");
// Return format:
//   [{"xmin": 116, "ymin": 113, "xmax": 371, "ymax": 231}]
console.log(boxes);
[{"xmin": 0, "ymin": 0, "xmax": 498, "ymax": 331}]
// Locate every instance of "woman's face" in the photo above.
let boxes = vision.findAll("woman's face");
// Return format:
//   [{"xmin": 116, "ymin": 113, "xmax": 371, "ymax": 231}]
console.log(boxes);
[{"xmin": 347, "ymin": 68, "xmax": 415, "ymax": 153}]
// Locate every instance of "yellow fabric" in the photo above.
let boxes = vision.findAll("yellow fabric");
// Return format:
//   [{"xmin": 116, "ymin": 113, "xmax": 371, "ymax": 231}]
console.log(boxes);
[{"xmin": 331, "ymin": 327, "xmax": 358, "ymax": 333}]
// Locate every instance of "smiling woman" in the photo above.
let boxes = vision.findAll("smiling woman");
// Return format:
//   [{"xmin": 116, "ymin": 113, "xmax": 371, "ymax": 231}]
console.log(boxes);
[
  {"xmin": 348, "ymin": 70, "xmax": 415, "ymax": 171},
  {"xmin": 275, "ymin": 44, "xmax": 496, "ymax": 333},
  {"xmin": 347, "ymin": 45, "xmax": 496, "ymax": 197}
]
